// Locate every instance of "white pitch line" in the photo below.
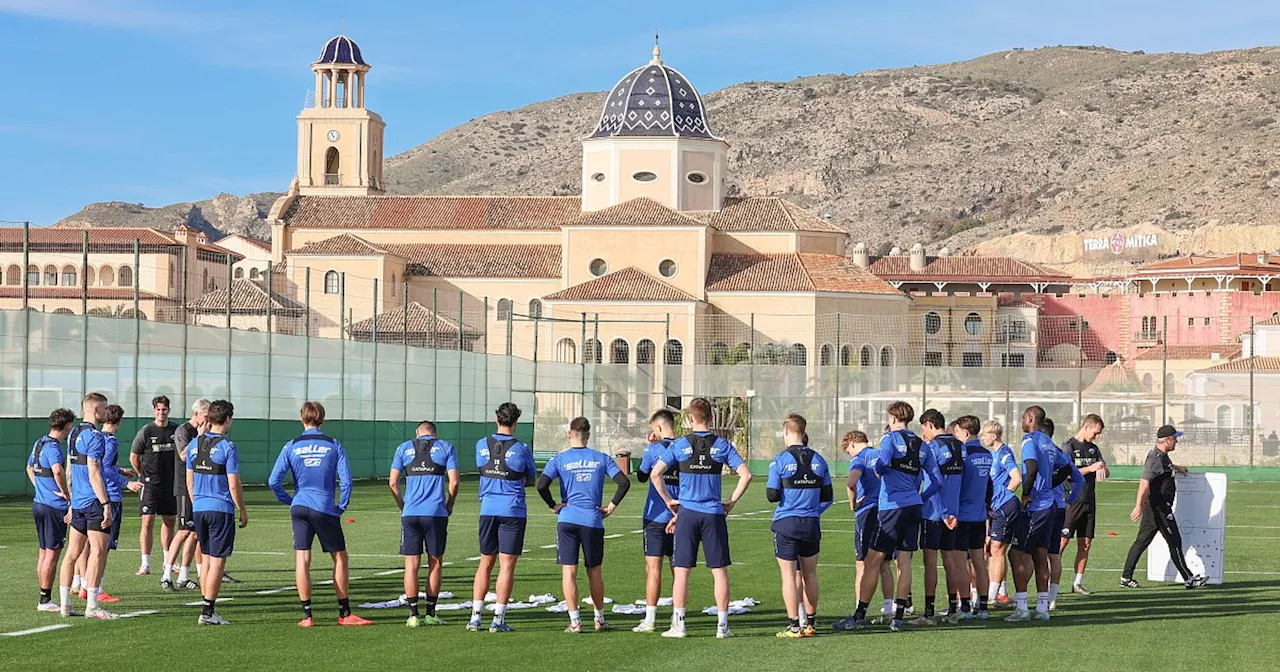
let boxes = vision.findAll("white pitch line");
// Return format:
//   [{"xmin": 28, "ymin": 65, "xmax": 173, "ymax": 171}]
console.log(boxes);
[
  {"xmin": 466, "ymin": 556, "xmax": 482, "ymax": 561},
  {"xmin": 604, "ymin": 534, "xmax": 624, "ymax": 539},
  {"xmin": 256, "ymin": 586, "xmax": 297, "ymax": 595},
  {"xmin": 630, "ymin": 529, "xmax": 644, "ymax": 534},
  {"xmin": 3, "ymin": 624, "xmax": 71, "ymax": 637},
  {"xmin": 186, "ymin": 599, "xmax": 233, "ymax": 606},
  {"xmin": 375, "ymin": 569, "xmax": 401, "ymax": 576},
  {"xmin": 540, "ymin": 544, "xmax": 557, "ymax": 549},
  {"xmin": 118, "ymin": 610, "xmax": 159, "ymax": 618}
]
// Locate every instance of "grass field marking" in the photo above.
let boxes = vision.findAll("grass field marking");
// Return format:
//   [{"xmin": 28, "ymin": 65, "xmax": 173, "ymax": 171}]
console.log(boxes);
[
  {"xmin": 375, "ymin": 569, "xmax": 402, "ymax": 576},
  {"xmin": 255, "ymin": 586, "xmax": 297, "ymax": 595},
  {"xmin": 117, "ymin": 610, "xmax": 159, "ymax": 618},
  {"xmin": 466, "ymin": 556, "xmax": 482, "ymax": 561},
  {"xmin": 539, "ymin": 544, "xmax": 557, "ymax": 549},
  {"xmin": 603, "ymin": 534, "xmax": 624, "ymax": 539},
  {"xmin": 3, "ymin": 624, "xmax": 71, "ymax": 637}
]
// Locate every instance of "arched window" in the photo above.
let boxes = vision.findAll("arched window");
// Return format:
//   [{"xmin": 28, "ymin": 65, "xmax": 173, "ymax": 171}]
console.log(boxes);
[
  {"xmin": 323, "ymin": 270, "xmax": 339, "ymax": 294},
  {"xmin": 637, "ymin": 339, "xmax": 656, "ymax": 365},
  {"xmin": 324, "ymin": 147, "xmax": 340, "ymax": 184},
  {"xmin": 86, "ymin": 266, "xmax": 96, "ymax": 286},
  {"xmin": 1142, "ymin": 373, "xmax": 1154, "ymax": 391},
  {"xmin": 709, "ymin": 341, "xmax": 729, "ymax": 365},
  {"xmin": 1104, "ymin": 350, "xmax": 1118, "ymax": 365},
  {"xmin": 1165, "ymin": 373, "xmax": 1176, "ymax": 395},
  {"xmin": 44, "ymin": 265, "xmax": 57, "ymax": 286},
  {"xmin": 664, "ymin": 339, "xmax": 684, "ymax": 365},
  {"xmin": 555, "ymin": 337, "xmax": 577, "ymax": 363},
  {"xmin": 27, "ymin": 264, "xmax": 39, "ymax": 286},
  {"xmin": 52, "ymin": 308, "xmax": 75, "ymax": 316},
  {"xmin": 964, "ymin": 312, "xmax": 982, "ymax": 337},
  {"xmin": 819, "ymin": 344, "xmax": 834, "ymax": 366},
  {"xmin": 924, "ymin": 312, "xmax": 942, "ymax": 335},
  {"xmin": 234, "ymin": 268, "xmax": 245, "ymax": 279},
  {"xmin": 880, "ymin": 346, "xmax": 893, "ymax": 367},
  {"xmin": 611, "ymin": 338, "xmax": 630, "ymax": 364},
  {"xmin": 201, "ymin": 269, "xmax": 208, "ymax": 292},
  {"xmin": 840, "ymin": 344, "xmax": 853, "ymax": 367},
  {"xmin": 528, "ymin": 299, "xmax": 542, "ymax": 319},
  {"xmin": 6, "ymin": 265, "xmax": 20, "ymax": 285},
  {"xmin": 61, "ymin": 265, "xmax": 76, "ymax": 287},
  {"xmin": 860, "ymin": 345, "xmax": 873, "ymax": 367},
  {"xmin": 584, "ymin": 338, "xmax": 602, "ymax": 364},
  {"xmin": 496, "ymin": 298, "xmax": 512, "ymax": 321},
  {"xmin": 789, "ymin": 343, "xmax": 808, "ymax": 367},
  {"xmin": 1216, "ymin": 404, "xmax": 1232, "ymax": 427},
  {"xmin": 1056, "ymin": 380, "xmax": 1070, "ymax": 392},
  {"xmin": 118, "ymin": 265, "xmax": 133, "ymax": 287},
  {"xmin": 251, "ymin": 267, "xmax": 261, "ymax": 280}
]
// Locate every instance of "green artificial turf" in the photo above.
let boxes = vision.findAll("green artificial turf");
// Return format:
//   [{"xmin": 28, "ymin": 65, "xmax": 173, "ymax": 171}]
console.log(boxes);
[{"xmin": 0, "ymin": 478, "xmax": 1276, "ymax": 671}]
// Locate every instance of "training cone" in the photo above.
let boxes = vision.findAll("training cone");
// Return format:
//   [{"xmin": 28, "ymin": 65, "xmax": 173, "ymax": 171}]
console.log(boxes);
[
  {"xmin": 346, "ymin": 518, "xmax": 355, "ymax": 523},
  {"xmin": 1108, "ymin": 531, "xmax": 1117, "ymax": 536}
]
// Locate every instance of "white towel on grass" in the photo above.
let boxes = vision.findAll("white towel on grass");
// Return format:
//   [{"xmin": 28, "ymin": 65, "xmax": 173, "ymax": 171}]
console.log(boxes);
[
  {"xmin": 611, "ymin": 604, "xmax": 645, "ymax": 615},
  {"xmin": 485, "ymin": 601, "xmax": 538, "ymax": 612},
  {"xmin": 582, "ymin": 597, "xmax": 614, "ymax": 605},
  {"xmin": 633, "ymin": 597, "xmax": 674, "ymax": 607},
  {"xmin": 546, "ymin": 601, "xmax": 569, "ymax": 613},
  {"xmin": 358, "ymin": 591, "xmax": 457, "ymax": 609},
  {"xmin": 701, "ymin": 598, "xmax": 761, "ymax": 616},
  {"xmin": 528, "ymin": 593, "xmax": 557, "ymax": 605}
]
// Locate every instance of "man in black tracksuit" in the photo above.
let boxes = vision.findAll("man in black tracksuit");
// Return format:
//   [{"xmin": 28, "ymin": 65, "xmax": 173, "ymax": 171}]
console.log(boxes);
[{"xmin": 1120, "ymin": 425, "xmax": 1208, "ymax": 590}]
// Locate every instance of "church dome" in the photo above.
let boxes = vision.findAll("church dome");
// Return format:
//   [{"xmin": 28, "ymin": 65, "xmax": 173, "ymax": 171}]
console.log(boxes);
[
  {"xmin": 590, "ymin": 44, "xmax": 718, "ymax": 140},
  {"xmin": 316, "ymin": 35, "xmax": 367, "ymax": 66}
]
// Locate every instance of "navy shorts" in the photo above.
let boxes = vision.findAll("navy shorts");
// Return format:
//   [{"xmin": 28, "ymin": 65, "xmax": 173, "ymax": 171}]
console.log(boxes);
[
  {"xmin": 771, "ymin": 516, "xmax": 821, "ymax": 561},
  {"xmin": 642, "ymin": 521, "xmax": 674, "ymax": 558},
  {"xmin": 855, "ymin": 508, "xmax": 880, "ymax": 561},
  {"xmin": 874, "ymin": 505, "xmax": 922, "ymax": 554},
  {"xmin": 919, "ymin": 519, "xmax": 944, "ymax": 551},
  {"xmin": 957, "ymin": 521, "xmax": 987, "ymax": 550},
  {"xmin": 291, "ymin": 506, "xmax": 346, "ymax": 553},
  {"xmin": 988, "ymin": 499, "xmax": 1025, "ymax": 544},
  {"xmin": 478, "ymin": 515, "xmax": 526, "ymax": 556},
  {"xmin": 70, "ymin": 501, "xmax": 107, "ymax": 535},
  {"xmin": 33, "ymin": 503, "xmax": 68, "ymax": 550},
  {"xmin": 401, "ymin": 516, "xmax": 449, "ymax": 557},
  {"xmin": 557, "ymin": 522, "xmax": 605, "ymax": 568},
  {"xmin": 108, "ymin": 502, "xmax": 123, "ymax": 550},
  {"xmin": 672, "ymin": 509, "xmax": 730, "ymax": 569},
  {"xmin": 1015, "ymin": 507, "xmax": 1055, "ymax": 554},
  {"xmin": 1047, "ymin": 506, "xmax": 1066, "ymax": 555},
  {"xmin": 195, "ymin": 511, "xmax": 236, "ymax": 558}
]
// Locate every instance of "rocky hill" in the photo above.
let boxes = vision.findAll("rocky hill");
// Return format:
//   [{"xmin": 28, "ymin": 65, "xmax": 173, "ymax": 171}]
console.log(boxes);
[
  {"xmin": 54, "ymin": 193, "xmax": 279, "ymax": 241},
  {"xmin": 57, "ymin": 45, "xmax": 1280, "ymax": 274}
]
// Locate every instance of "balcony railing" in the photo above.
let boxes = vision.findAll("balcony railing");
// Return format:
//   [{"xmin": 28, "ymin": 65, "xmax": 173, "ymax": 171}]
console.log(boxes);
[
  {"xmin": 1134, "ymin": 330, "xmax": 1162, "ymax": 343},
  {"xmin": 323, "ymin": 172, "xmax": 341, "ymax": 186}
]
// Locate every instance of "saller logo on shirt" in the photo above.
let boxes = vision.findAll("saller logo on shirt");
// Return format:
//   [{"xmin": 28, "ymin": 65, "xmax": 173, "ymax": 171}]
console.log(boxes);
[
  {"xmin": 780, "ymin": 447, "xmax": 822, "ymax": 489},
  {"xmin": 407, "ymin": 438, "xmax": 446, "ymax": 476},
  {"xmin": 479, "ymin": 436, "xmax": 524, "ymax": 481},
  {"xmin": 889, "ymin": 430, "xmax": 923, "ymax": 475},
  {"xmin": 678, "ymin": 434, "xmax": 725, "ymax": 474}
]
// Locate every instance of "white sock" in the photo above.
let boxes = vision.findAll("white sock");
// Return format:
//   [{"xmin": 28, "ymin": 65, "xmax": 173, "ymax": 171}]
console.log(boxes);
[
  {"xmin": 163, "ymin": 564, "xmax": 173, "ymax": 581},
  {"xmin": 177, "ymin": 565, "xmax": 190, "ymax": 582},
  {"xmin": 987, "ymin": 583, "xmax": 999, "ymax": 603},
  {"xmin": 883, "ymin": 598, "xmax": 894, "ymax": 615},
  {"xmin": 1048, "ymin": 583, "xmax": 1060, "ymax": 604},
  {"xmin": 71, "ymin": 575, "xmax": 82, "ymax": 591},
  {"xmin": 644, "ymin": 605, "xmax": 657, "ymax": 622},
  {"xmin": 1015, "ymin": 591, "xmax": 1028, "ymax": 611},
  {"xmin": 569, "ymin": 609, "xmax": 581, "ymax": 626},
  {"xmin": 494, "ymin": 603, "xmax": 507, "ymax": 624},
  {"xmin": 87, "ymin": 587, "xmax": 100, "ymax": 611},
  {"xmin": 470, "ymin": 602, "xmax": 482, "ymax": 620},
  {"xmin": 673, "ymin": 607, "xmax": 686, "ymax": 628},
  {"xmin": 141, "ymin": 554, "xmax": 150, "ymax": 568},
  {"xmin": 59, "ymin": 586, "xmax": 70, "ymax": 611},
  {"xmin": 717, "ymin": 609, "xmax": 728, "ymax": 629},
  {"xmin": 1036, "ymin": 592, "xmax": 1049, "ymax": 613},
  {"xmin": 196, "ymin": 563, "xmax": 202, "ymax": 578},
  {"xmin": 998, "ymin": 581, "xmax": 1008, "ymax": 597},
  {"xmin": 798, "ymin": 611, "xmax": 808, "ymax": 627},
  {"xmin": 1073, "ymin": 573, "xmax": 1085, "ymax": 586},
  {"xmin": 593, "ymin": 608, "xmax": 604, "ymax": 623}
]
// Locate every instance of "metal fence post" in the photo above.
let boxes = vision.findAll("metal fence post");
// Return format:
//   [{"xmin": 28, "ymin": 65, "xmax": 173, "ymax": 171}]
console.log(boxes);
[
  {"xmin": 431, "ymin": 288, "xmax": 438, "ymax": 420},
  {"xmin": 266, "ymin": 261, "xmax": 274, "ymax": 426},
  {"xmin": 1076, "ymin": 317, "xmax": 1085, "ymax": 425},
  {"xmin": 482, "ymin": 296, "xmax": 489, "ymax": 413},
  {"xmin": 339, "ymin": 272, "xmax": 346, "ymax": 423},
  {"xmin": 580, "ymin": 312, "xmax": 588, "ymax": 417},
  {"xmin": 304, "ymin": 268, "xmax": 311, "ymax": 400},
  {"xmin": 22, "ymin": 222, "xmax": 30, "ymax": 421},
  {"xmin": 457, "ymin": 291, "xmax": 464, "ymax": 433},
  {"xmin": 1161, "ymin": 315, "xmax": 1169, "ymax": 424},
  {"xmin": 133, "ymin": 238, "xmax": 141, "ymax": 415},
  {"xmin": 1250, "ymin": 316, "xmax": 1256, "ymax": 468},
  {"xmin": 372, "ymin": 279, "xmax": 380, "ymax": 426},
  {"xmin": 179, "ymin": 248, "xmax": 188, "ymax": 412},
  {"xmin": 225, "ymin": 253, "xmax": 233, "ymax": 398},
  {"xmin": 81, "ymin": 231, "xmax": 88, "ymax": 400},
  {"xmin": 1004, "ymin": 319, "xmax": 1012, "ymax": 423},
  {"xmin": 835, "ymin": 313, "xmax": 842, "ymax": 449},
  {"xmin": 403, "ymin": 282, "xmax": 409, "ymax": 426}
]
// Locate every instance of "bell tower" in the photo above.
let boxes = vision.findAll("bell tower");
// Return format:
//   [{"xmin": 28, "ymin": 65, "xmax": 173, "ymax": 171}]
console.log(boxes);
[{"xmin": 297, "ymin": 35, "xmax": 385, "ymax": 195}]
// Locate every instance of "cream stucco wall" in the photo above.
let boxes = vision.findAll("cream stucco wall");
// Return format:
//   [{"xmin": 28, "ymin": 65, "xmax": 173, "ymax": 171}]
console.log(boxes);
[
  {"xmin": 580, "ymin": 138, "xmax": 727, "ymax": 212},
  {"xmin": 562, "ymin": 227, "xmax": 707, "ymax": 298}
]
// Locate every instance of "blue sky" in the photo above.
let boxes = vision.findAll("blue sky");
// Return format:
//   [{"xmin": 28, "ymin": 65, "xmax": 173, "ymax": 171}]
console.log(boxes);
[{"xmin": 3, "ymin": 0, "xmax": 1280, "ymax": 225}]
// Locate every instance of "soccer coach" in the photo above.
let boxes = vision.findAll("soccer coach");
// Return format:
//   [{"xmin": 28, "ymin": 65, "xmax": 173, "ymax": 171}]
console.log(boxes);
[{"xmin": 1120, "ymin": 425, "xmax": 1208, "ymax": 590}]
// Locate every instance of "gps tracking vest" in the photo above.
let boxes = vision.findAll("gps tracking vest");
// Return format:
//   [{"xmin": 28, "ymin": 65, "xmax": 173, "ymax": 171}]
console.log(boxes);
[
  {"xmin": 678, "ymin": 434, "xmax": 724, "ymax": 475},
  {"xmin": 31, "ymin": 437, "xmax": 58, "ymax": 478},
  {"xmin": 480, "ymin": 436, "xmax": 524, "ymax": 481},
  {"xmin": 888, "ymin": 430, "xmax": 923, "ymax": 475},
  {"xmin": 938, "ymin": 436, "xmax": 966, "ymax": 476},
  {"xmin": 407, "ymin": 438, "xmax": 446, "ymax": 477},
  {"xmin": 68, "ymin": 422, "xmax": 94, "ymax": 465},
  {"xmin": 193, "ymin": 435, "xmax": 228, "ymax": 476},
  {"xmin": 658, "ymin": 438, "xmax": 680, "ymax": 485},
  {"xmin": 780, "ymin": 447, "xmax": 821, "ymax": 489}
]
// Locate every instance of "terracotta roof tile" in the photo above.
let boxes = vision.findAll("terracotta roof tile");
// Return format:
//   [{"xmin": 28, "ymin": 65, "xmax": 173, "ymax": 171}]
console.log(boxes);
[
  {"xmin": 0, "ymin": 287, "xmax": 165, "ymax": 300},
  {"xmin": 565, "ymin": 198, "xmax": 709, "ymax": 228},
  {"xmin": 222, "ymin": 234, "xmax": 272, "ymax": 252},
  {"xmin": 386, "ymin": 244, "xmax": 561, "ymax": 278},
  {"xmin": 347, "ymin": 301, "xmax": 481, "ymax": 337},
  {"xmin": 287, "ymin": 233, "xmax": 393, "ymax": 257},
  {"xmin": 1133, "ymin": 344, "xmax": 1242, "ymax": 361},
  {"xmin": 691, "ymin": 197, "xmax": 845, "ymax": 233},
  {"xmin": 543, "ymin": 267, "xmax": 697, "ymax": 302},
  {"xmin": 282, "ymin": 196, "xmax": 581, "ymax": 231},
  {"xmin": 705, "ymin": 253, "xmax": 899, "ymax": 294},
  {"xmin": 187, "ymin": 279, "xmax": 303, "ymax": 314},
  {"xmin": 1196, "ymin": 356, "xmax": 1280, "ymax": 373},
  {"xmin": 1084, "ymin": 361, "xmax": 1148, "ymax": 394},
  {"xmin": 868, "ymin": 255, "xmax": 1071, "ymax": 282},
  {"xmin": 1134, "ymin": 253, "xmax": 1280, "ymax": 276}
]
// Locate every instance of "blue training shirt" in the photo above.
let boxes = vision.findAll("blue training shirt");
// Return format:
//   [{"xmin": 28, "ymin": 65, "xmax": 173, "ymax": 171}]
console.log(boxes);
[
  {"xmin": 848, "ymin": 446, "xmax": 882, "ymax": 515},
  {"xmin": 923, "ymin": 433, "xmax": 963, "ymax": 521},
  {"xmin": 657, "ymin": 431, "xmax": 745, "ymax": 516},
  {"xmin": 767, "ymin": 446, "xmax": 833, "ymax": 521},
  {"xmin": 1021, "ymin": 430, "xmax": 1059, "ymax": 512},
  {"xmin": 639, "ymin": 439, "xmax": 678, "ymax": 524},
  {"xmin": 543, "ymin": 447, "xmax": 622, "ymax": 529},
  {"xmin": 102, "ymin": 432, "xmax": 127, "ymax": 503},
  {"xmin": 70, "ymin": 422, "xmax": 106, "ymax": 510},
  {"xmin": 391, "ymin": 436, "xmax": 458, "ymax": 518},
  {"xmin": 989, "ymin": 443, "xmax": 1021, "ymax": 511},
  {"xmin": 1052, "ymin": 445, "xmax": 1085, "ymax": 508},
  {"xmin": 873, "ymin": 429, "xmax": 943, "ymax": 511},
  {"xmin": 268, "ymin": 427, "xmax": 352, "ymax": 516},
  {"xmin": 958, "ymin": 439, "xmax": 993, "ymax": 522},
  {"xmin": 187, "ymin": 433, "xmax": 239, "ymax": 514},
  {"xmin": 475, "ymin": 433, "xmax": 536, "ymax": 518},
  {"xmin": 28, "ymin": 436, "xmax": 67, "ymax": 510}
]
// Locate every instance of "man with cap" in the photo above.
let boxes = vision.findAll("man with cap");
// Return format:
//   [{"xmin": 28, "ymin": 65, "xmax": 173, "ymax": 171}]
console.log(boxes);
[{"xmin": 1120, "ymin": 425, "xmax": 1208, "ymax": 589}]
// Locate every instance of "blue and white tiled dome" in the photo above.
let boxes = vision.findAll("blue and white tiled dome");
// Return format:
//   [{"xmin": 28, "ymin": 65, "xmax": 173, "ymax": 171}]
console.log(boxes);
[
  {"xmin": 315, "ymin": 35, "xmax": 367, "ymax": 66},
  {"xmin": 590, "ymin": 47, "xmax": 719, "ymax": 140}
]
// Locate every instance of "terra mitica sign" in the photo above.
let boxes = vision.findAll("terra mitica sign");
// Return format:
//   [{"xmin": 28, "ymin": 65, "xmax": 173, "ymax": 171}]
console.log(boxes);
[{"xmin": 1083, "ymin": 233, "xmax": 1159, "ymax": 255}]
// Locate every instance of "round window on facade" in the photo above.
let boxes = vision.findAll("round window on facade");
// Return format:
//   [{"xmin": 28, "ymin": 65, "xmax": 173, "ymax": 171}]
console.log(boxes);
[
  {"xmin": 686, "ymin": 171, "xmax": 708, "ymax": 184},
  {"xmin": 589, "ymin": 258, "xmax": 608, "ymax": 277},
  {"xmin": 632, "ymin": 171, "xmax": 658, "ymax": 183},
  {"xmin": 591, "ymin": 172, "xmax": 606, "ymax": 182},
  {"xmin": 658, "ymin": 259, "xmax": 678, "ymax": 278}
]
